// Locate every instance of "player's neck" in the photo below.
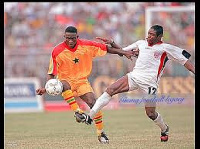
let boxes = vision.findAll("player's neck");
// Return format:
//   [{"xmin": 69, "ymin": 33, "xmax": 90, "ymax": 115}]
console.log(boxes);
[
  {"xmin": 148, "ymin": 40, "xmax": 163, "ymax": 46},
  {"xmin": 63, "ymin": 41, "xmax": 78, "ymax": 52}
]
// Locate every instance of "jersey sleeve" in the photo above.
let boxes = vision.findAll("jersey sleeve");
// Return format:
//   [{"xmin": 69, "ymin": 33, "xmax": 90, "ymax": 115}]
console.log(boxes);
[
  {"xmin": 164, "ymin": 44, "xmax": 190, "ymax": 65},
  {"xmin": 47, "ymin": 50, "xmax": 57, "ymax": 75},
  {"xmin": 122, "ymin": 40, "xmax": 144, "ymax": 51},
  {"xmin": 91, "ymin": 41, "xmax": 107, "ymax": 58}
]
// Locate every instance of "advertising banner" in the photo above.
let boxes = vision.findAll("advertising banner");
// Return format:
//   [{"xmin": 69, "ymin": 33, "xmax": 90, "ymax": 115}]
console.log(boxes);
[{"xmin": 4, "ymin": 78, "xmax": 44, "ymax": 113}]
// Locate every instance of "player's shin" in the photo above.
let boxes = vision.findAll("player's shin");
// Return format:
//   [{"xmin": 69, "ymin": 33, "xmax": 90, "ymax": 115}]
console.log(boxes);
[
  {"xmin": 89, "ymin": 92, "xmax": 111, "ymax": 119},
  {"xmin": 93, "ymin": 111, "xmax": 104, "ymax": 135},
  {"xmin": 62, "ymin": 90, "xmax": 82, "ymax": 112},
  {"xmin": 154, "ymin": 112, "xmax": 167, "ymax": 132}
]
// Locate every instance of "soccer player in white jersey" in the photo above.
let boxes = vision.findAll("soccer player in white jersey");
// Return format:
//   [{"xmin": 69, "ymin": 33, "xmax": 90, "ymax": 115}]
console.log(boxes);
[{"xmin": 75, "ymin": 25, "xmax": 195, "ymax": 142}]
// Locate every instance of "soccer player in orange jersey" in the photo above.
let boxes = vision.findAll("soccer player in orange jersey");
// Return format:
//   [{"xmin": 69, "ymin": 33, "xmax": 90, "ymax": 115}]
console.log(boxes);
[{"xmin": 36, "ymin": 26, "xmax": 134, "ymax": 143}]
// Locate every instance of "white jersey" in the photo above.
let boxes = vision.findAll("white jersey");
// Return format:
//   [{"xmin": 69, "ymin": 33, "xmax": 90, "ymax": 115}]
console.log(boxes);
[{"xmin": 123, "ymin": 40, "xmax": 189, "ymax": 88}]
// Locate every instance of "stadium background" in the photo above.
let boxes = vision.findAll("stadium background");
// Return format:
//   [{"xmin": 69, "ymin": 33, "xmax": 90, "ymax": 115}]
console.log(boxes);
[
  {"xmin": 4, "ymin": 2, "xmax": 195, "ymax": 148},
  {"xmin": 4, "ymin": 2, "xmax": 194, "ymax": 111}
]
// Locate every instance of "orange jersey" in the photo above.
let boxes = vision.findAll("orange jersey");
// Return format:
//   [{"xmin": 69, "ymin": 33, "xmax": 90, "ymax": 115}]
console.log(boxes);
[{"xmin": 47, "ymin": 39, "xmax": 107, "ymax": 82}]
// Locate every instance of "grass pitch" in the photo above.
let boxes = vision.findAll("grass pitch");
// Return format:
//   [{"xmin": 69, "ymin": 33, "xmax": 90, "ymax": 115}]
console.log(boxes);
[{"xmin": 5, "ymin": 105, "xmax": 194, "ymax": 149}]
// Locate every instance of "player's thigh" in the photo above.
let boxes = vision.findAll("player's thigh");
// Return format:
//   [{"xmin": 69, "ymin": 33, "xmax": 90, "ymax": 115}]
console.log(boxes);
[
  {"xmin": 106, "ymin": 75, "xmax": 129, "ymax": 96},
  {"xmin": 126, "ymin": 72, "xmax": 140, "ymax": 92},
  {"xmin": 60, "ymin": 80, "xmax": 71, "ymax": 91},
  {"xmin": 77, "ymin": 81, "xmax": 95, "ymax": 107}
]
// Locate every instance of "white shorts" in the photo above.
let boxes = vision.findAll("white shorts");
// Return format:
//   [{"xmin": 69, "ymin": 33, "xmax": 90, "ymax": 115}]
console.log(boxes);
[{"xmin": 127, "ymin": 72, "xmax": 158, "ymax": 95}]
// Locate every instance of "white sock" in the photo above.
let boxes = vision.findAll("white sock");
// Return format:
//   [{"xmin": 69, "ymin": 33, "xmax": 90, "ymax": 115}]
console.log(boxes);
[
  {"xmin": 89, "ymin": 92, "xmax": 111, "ymax": 119},
  {"xmin": 154, "ymin": 112, "xmax": 167, "ymax": 132}
]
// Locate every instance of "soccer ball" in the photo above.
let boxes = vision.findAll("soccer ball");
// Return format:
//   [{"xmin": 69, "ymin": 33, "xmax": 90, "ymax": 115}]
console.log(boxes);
[{"xmin": 45, "ymin": 79, "xmax": 63, "ymax": 96}]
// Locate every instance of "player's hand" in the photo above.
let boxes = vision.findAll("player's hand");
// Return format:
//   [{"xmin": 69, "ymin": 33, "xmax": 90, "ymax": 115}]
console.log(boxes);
[
  {"xmin": 132, "ymin": 48, "xmax": 139, "ymax": 57},
  {"xmin": 36, "ymin": 88, "xmax": 46, "ymax": 95},
  {"xmin": 96, "ymin": 37, "xmax": 113, "ymax": 44},
  {"xmin": 118, "ymin": 53, "xmax": 123, "ymax": 57},
  {"xmin": 124, "ymin": 51, "xmax": 134, "ymax": 61}
]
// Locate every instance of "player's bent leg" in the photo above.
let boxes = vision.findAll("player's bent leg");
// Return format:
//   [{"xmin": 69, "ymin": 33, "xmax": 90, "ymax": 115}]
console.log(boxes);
[
  {"xmin": 79, "ymin": 92, "xmax": 109, "ymax": 143},
  {"xmin": 61, "ymin": 80, "xmax": 82, "ymax": 112},
  {"xmin": 76, "ymin": 92, "xmax": 96, "ymax": 124},
  {"xmin": 78, "ymin": 92, "xmax": 109, "ymax": 143},
  {"xmin": 145, "ymin": 106, "xmax": 169, "ymax": 142},
  {"xmin": 106, "ymin": 75, "xmax": 129, "ymax": 96},
  {"xmin": 88, "ymin": 75, "xmax": 130, "ymax": 119},
  {"xmin": 61, "ymin": 80, "xmax": 85, "ymax": 122},
  {"xmin": 93, "ymin": 75, "xmax": 129, "ymax": 143}
]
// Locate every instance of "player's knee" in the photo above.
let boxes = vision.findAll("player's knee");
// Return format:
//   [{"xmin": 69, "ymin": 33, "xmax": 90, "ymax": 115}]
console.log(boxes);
[
  {"xmin": 88, "ymin": 101, "xmax": 95, "ymax": 109},
  {"xmin": 106, "ymin": 87, "xmax": 115, "ymax": 96},
  {"xmin": 145, "ymin": 110, "xmax": 157, "ymax": 120},
  {"xmin": 60, "ymin": 80, "xmax": 71, "ymax": 91},
  {"xmin": 81, "ymin": 93, "xmax": 96, "ymax": 108},
  {"xmin": 84, "ymin": 98, "xmax": 95, "ymax": 109}
]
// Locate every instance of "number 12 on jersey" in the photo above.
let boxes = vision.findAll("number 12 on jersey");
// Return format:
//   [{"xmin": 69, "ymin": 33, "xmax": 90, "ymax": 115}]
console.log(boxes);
[{"xmin": 148, "ymin": 87, "xmax": 157, "ymax": 95}]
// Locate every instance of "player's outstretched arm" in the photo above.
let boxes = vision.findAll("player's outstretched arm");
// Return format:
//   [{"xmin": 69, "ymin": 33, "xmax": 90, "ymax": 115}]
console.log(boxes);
[
  {"xmin": 96, "ymin": 37, "xmax": 138, "ymax": 59},
  {"xmin": 184, "ymin": 60, "xmax": 195, "ymax": 74},
  {"xmin": 36, "ymin": 74, "xmax": 55, "ymax": 95},
  {"xmin": 106, "ymin": 46, "xmax": 134, "ymax": 61},
  {"xmin": 96, "ymin": 37, "xmax": 121, "ymax": 49}
]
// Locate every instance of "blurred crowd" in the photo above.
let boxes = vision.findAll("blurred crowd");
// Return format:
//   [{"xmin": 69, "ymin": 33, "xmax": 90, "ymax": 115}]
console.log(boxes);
[{"xmin": 4, "ymin": 2, "xmax": 195, "ymax": 85}]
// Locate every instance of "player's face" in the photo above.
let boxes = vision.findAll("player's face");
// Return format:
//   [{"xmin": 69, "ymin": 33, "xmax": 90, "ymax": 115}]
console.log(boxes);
[
  {"xmin": 64, "ymin": 32, "xmax": 78, "ymax": 48},
  {"xmin": 146, "ymin": 29, "xmax": 159, "ymax": 45}
]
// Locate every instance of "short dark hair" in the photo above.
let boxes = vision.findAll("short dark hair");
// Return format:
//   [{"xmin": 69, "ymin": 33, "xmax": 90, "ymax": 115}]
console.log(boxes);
[
  {"xmin": 150, "ymin": 25, "xmax": 163, "ymax": 36},
  {"xmin": 65, "ymin": 26, "xmax": 77, "ymax": 33}
]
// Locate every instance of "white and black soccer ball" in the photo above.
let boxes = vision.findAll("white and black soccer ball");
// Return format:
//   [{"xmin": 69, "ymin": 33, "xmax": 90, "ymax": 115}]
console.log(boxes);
[{"xmin": 45, "ymin": 79, "xmax": 63, "ymax": 96}]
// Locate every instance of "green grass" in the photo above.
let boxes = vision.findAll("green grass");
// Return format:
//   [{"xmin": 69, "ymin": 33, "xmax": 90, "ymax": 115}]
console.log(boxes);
[{"xmin": 5, "ymin": 105, "xmax": 194, "ymax": 149}]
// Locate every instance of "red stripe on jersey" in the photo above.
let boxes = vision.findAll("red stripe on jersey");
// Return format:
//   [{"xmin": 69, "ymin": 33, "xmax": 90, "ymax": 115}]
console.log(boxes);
[
  {"xmin": 78, "ymin": 39, "xmax": 107, "ymax": 51},
  {"xmin": 50, "ymin": 42, "xmax": 66, "ymax": 75},
  {"xmin": 52, "ymin": 42, "xmax": 67, "ymax": 57},
  {"xmin": 157, "ymin": 52, "xmax": 167, "ymax": 79},
  {"xmin": 63, "ymin": 39, "xmax": 107, "ymax": 52}
]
